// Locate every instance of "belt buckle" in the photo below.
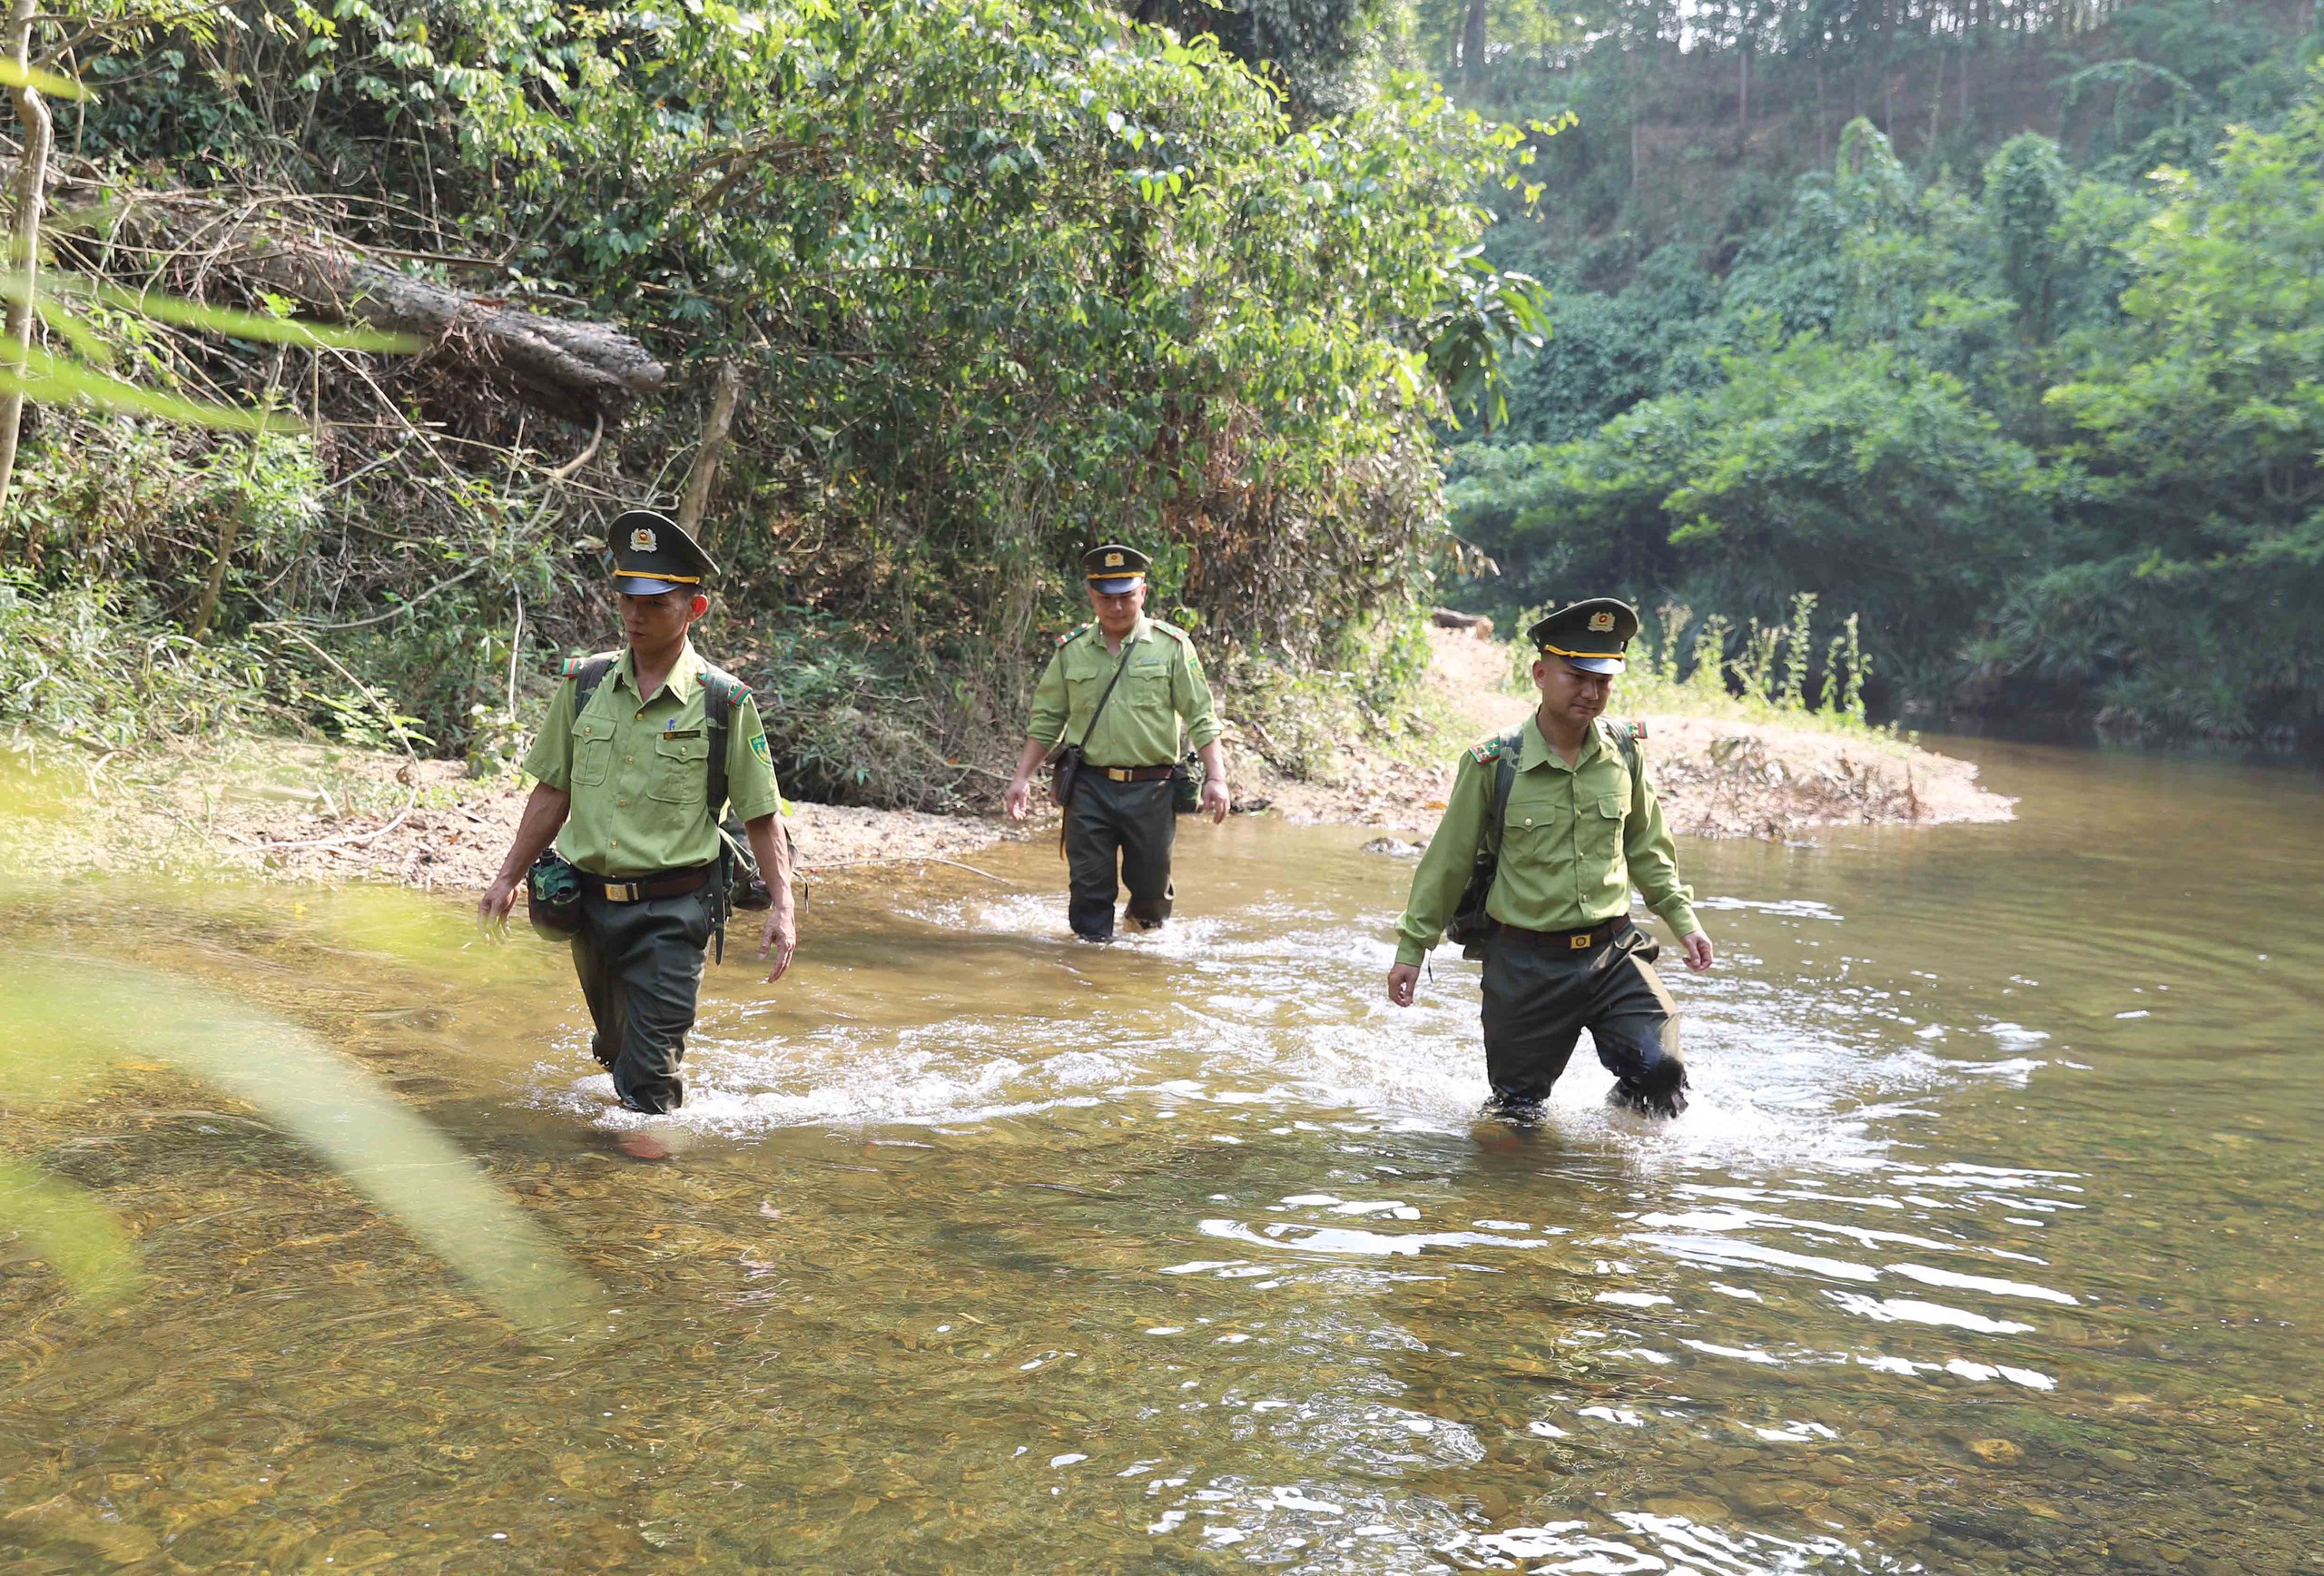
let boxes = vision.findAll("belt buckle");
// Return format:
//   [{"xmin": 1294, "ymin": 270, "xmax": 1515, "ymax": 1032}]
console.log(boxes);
[
  {"xmin": 1570, "ymin": 932, "xmax": 1592, "ymax": 950},
  {"xmin": 606, "ymin": 881, "xmax": 636, "ymax": 902},
  {"xmin": 1107, "ymin": 767, "xmax": 1130, "ymax": 782}
]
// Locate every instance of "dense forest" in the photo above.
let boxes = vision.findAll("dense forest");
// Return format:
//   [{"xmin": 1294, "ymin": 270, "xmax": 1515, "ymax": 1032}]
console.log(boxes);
[
  {"xmin": 0, "ymin": 0, "xmax": 1543, "ymax": 800},
  {"xmin": 1434, "ymin": 0, "xmax": 2324, "ymax": 737},
  {"xmin": 2, "ymin": 0, "xmax": 2318, "ymax": 799}
]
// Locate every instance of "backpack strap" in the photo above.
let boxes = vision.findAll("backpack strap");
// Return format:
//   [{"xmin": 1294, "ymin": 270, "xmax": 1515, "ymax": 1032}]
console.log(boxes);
[
  {"xmin": 1482, "ymin": 727, "xmax": 1525, "ymax": 860},
  {"xmin": 1605, "ymin": 716, "xmax": 1643, "ymax": 774},
  {"xmin": 566, "ymin": 655, "xmax": 616, "ymax": 720},
  {"xmin": 698, "ymin": 665, "xmax": 750, "ymax": 817}
]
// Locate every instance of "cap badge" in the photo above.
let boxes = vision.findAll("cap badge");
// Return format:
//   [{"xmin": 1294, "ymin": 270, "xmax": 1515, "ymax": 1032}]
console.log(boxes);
[
  {"xmin": 1588, "ymin": 610, "xmax": 1615, "ymax": 631},
  {"xmin": 1104, "ymin": 552, "xmax": 1123, "ymax": 567},
  {"xmin": 629, "ymin": 527, "xmax": 658, "ymax": 553}
]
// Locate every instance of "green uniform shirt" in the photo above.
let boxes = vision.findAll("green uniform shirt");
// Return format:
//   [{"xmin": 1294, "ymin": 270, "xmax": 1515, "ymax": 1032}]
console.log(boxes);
[
  {"xmin": 1027, "ymin": 615, "xmax": 1223, "ymax": 767},
  {"xmin": 1393, "ymin": 714, "xmax": 1699, "ymax": 967},
  {"xmin": 519, "ymin": 641, "xmax": 782, "ymax": 878}
]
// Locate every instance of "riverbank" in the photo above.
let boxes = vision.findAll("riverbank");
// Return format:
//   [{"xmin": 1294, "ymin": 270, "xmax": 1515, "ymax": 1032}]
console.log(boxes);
[
  {"xmin": 1237, "ymin": 627, "xmax": 2013, "ymax": 839},
  {"xmin": 0, "ymin": 631, "xmax": 2009, "ymax": 891}
]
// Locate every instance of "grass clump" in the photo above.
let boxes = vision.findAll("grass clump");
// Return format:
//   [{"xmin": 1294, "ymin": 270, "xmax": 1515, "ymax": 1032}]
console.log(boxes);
[{"xmin": 1511, "ymin": 594, "xmax": 1898, "ymax": 738}]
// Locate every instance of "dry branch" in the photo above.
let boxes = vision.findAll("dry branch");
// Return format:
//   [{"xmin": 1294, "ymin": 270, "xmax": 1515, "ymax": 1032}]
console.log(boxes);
[{"xmin": 103, "ymin": 191, "xmax": 665, "ymax": 428}]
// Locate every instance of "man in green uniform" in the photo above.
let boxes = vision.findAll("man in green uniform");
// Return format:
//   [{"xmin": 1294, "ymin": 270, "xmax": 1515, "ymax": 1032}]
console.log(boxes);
[
  {"xmin": 1385, "ymin": 598, "xmax": 1714, "ymax": 1119},
  {"xmin": 1002, "ymin": 544, "xmax": 1231, "ymax": 941},
  {"xmin": 478, "ymin": 510, "xmax": 796, "ymax": 1114}
]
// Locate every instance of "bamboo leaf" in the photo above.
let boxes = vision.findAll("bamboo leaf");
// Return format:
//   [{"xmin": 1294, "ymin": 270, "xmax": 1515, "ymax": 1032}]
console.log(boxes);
[
  {"xmin": 0, "ymin": 58, "xmax": 92, "ymax": 100},
  {"xmin": 0, "ymin": 271, "xmax": 422, "ymax": 353},
  {"xmin": 0, "ymin": 352, "xmax": 298, "ymax": 432}
]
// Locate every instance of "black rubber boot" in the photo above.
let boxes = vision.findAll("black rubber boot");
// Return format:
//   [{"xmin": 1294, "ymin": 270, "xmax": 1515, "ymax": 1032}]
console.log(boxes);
[
  {"xmin": 1608, "ymin": 1059, "xmax": 1689, "ymax": 1119},
  {"xmin": 1484, "ymin": 1088, "xmax": 1550, "ymax": 1126}
]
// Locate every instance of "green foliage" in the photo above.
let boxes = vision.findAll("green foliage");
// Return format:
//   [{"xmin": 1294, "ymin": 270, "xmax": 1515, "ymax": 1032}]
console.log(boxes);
[
  {"xmin": 1506, "ymin": 595, "xmax": 1888, "ymax": 734},
  {"xmin": 1456, "ymin": 328, "xmax": 2051, "ymax": 693},
  {"xmin": 38, "ymin": 0, "xmax": 1551, "ymax": 784},
  {"xmin": 1459, "ymin": 34, "xmax": 2324, "ymax": 736},
  {"xmin": 0, "ymin": 571, "xmax": 281, "ymax": 753}
]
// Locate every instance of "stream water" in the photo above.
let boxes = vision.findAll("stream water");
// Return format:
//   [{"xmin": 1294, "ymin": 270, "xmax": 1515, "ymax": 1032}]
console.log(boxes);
[{"xmin": 1, "ymin": 736, "xmax": 2319, "ymax": 1573}]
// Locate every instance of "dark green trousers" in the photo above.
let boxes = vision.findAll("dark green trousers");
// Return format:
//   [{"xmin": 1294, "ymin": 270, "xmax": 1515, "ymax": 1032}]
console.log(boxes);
[
  {"xmin": 1480, "ymin": 922, "xmax": 1686, "ymax": 1115},
  {"xmin": 569, "ymin": 887, "xmax": 714, "ymax": 1113},
  {"xmin": 1064, "ymin": 773, "xmax": 1177, "ymax": 941}
]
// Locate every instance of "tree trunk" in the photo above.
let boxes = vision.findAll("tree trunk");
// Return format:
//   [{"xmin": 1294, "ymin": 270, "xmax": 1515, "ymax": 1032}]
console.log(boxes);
[
  {"xmin": 113, "ymin": 193, "xmax": 665, "ymax": 428},
  {"xmin": 1928, "ymin": 42, "xmax": 1945, "ymax": 150},
  {"xmin": 1738, "ymin": 44, "xmax": 1749, "ymax": 146},
  {"xmin": 0, "ymin": 0, "xmax": 54, "ymax": 511},
  {"xmin": 675, "ymin": 360, "xmax": 743, "ymax": 537},
  {"xmin": 1461, "ymin": 0, "xmax": 1489, "ymax": 87}
]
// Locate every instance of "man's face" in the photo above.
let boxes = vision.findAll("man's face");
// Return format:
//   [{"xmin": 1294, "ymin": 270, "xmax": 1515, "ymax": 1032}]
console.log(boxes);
[
  {"xmin": 1088, "ymin": 580, "xmax": 1146, "ymax": 637},
  {"xmin": 1532, "ymin": 655, "xmax": 1614, "ymax": 725},
  {"xmin": 615, "ymin": 586, "xmax": 705, "ymax": 649}
]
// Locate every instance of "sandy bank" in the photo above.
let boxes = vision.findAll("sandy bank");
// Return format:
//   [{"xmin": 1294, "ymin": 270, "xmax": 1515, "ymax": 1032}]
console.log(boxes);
[
  {"xmin": 0, "ymin": 741, "xmax": 1019, "ymax": 893},
  {"xmin": 1231, "ymin": 628, "xmax": 2014, "ymax": 840}
]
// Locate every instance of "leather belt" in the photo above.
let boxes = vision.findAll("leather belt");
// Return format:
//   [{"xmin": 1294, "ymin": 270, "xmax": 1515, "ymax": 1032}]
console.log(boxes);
[
  {"xmin": 1094, "ymin": 763, "xmax": 1176, "ymax": 783},
  {"xmin": 586, "ymin": 865, "xmax": 715, "ymax": 903},
  {"xmin": 1499, "ymin": 915, "xmax": 1633, "ymax": 951}
]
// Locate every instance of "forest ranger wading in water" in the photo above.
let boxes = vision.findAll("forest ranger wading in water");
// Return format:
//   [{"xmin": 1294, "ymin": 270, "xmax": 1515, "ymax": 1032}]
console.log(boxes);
[
  {"xmin": 479, "ymin": 510, "xmax": 796, "ymax": 1115},
  {"xmin": 1002, "ymin": 545, "xmax": 1231, "ymax": 941},
  {"xmin": 1385, "ymin": 599, "xmax": 1715, "ymax": 1120}
]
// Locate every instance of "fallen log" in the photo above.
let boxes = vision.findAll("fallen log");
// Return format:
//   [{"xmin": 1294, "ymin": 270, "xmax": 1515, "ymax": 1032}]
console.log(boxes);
[
  {"xmin": 97, "ymin": 191, "xmax": 665, "ymax": 428},
  {"xmin": 1431, "ymin": 607, "xmax": 1496, "ymax": 637}
]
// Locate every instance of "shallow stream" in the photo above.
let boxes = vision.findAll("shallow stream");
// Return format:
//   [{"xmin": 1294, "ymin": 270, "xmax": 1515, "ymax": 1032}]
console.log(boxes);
[{"xmin": 2, "ymin": 737, "xmax": 2319, "ymax": 1573}]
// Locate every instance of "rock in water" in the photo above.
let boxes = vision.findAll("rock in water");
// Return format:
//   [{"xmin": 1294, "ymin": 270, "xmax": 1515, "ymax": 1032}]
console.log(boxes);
[{"xmin": 1361, "ymin": 837, "xmax": 1424, "ymax": 858}]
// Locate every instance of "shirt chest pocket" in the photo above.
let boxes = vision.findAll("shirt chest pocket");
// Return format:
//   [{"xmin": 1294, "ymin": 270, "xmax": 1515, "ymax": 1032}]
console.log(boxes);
[
  {"xmin": 573, "ymin": 716, "xmax": 615, "ymax": 787},
  {"xmin": 1582, "ymin": 793, "xmax": 1626, "ymax": 857},
  {"xmin": 648, "ymin": 732, "xmax": 711, "ymax": 803},
  {"xmin": 1128, "ymin": 657, "xmax": 1172, "ymax": 703}
]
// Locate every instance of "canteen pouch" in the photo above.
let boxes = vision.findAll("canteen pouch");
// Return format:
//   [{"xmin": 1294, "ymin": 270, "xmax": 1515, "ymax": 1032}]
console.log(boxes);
[
  {"xmin": 1444, "ymin": 870, "xmax": 1493, "ymax": 961},
  {"xmin": 526, "ymin": 850, "xmax": 585, "ymax": 940},
  {"xmin": 1048, "ymin": 743, "xmax": 1084, "ymax": 809},
  {"xmin": 1171, "ymin": 747, "xmax": 1202, "ymax": 813},
  {"xmin": 1443, "ymin": 730, "xmax": 1524, "ymax": 960}
]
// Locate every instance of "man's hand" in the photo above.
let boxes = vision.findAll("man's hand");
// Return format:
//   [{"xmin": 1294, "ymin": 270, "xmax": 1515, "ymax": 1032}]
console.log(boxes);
[
  {"xmin": 759, "ymin": 903, "xmax": 798, "ymax": 984},
  {"xmin": 1003, "ymin": 775, "xmax": 1033, "ymax": 822},
  {"xmin": 478, "ymin": 876, "xmax": 521, "ymax": 935},
  {"xmin": 1386, "ymin": 961, "xmax": 1420, "ymax": 1008},
  {"xmin": 1680, "ymin": 931, "xmax": 1715, "ymax": 973},
  {"xmin": 1200, "ymin": 776, "xmax": 1230, "ymax": 823}
]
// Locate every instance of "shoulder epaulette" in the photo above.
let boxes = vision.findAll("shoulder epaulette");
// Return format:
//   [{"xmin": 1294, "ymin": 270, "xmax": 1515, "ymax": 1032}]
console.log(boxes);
[
  {"xmin": 1151, "ymin": 621, "xmax": 1190, "ymax": 644},
  {"xmin": 561, "ymin": 649, "xmax": 619, "ymax": 678},
  {"xmin": 1055, "ymin": 623, "xmax": 1093, "ymax": 648},
  {"xmin": 1468, "ymin": 734, "xmax": 1508, "ymax": 765},
  {"xmin": 1627, "ymin": 718, "xmax": 1647, "ymax": 743}
]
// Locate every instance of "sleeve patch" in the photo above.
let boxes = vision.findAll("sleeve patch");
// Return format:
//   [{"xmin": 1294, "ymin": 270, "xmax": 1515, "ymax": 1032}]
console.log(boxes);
[{"xmin": 749, "ymin": 732, "xmax": 772, "ymax": 764}]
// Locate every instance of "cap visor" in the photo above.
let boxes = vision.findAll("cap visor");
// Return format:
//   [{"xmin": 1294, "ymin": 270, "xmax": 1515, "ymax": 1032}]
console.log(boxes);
[
  {"xmin": 615, "ymin": 576, "xmax": 690, "ymax": 596},
  {"xmin": 1561, "ymin": 655, "xmax": 1626, "ymax": 675},
  {"xmin": 1088, "ymin": 576, "xmax": 1142, "ymax": 594}
]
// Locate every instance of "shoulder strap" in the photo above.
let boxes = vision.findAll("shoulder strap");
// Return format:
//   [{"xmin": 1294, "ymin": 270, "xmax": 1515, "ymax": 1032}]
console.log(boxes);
[
  {"xmin": 699, "ymin": 665, "xmax": 750, "ymax": 816},
  {"xmin": 569, "ymin": 655, "xmax": 616, "ymax": 719},
  {"xmin": 1482, "ymin": 727, "xmax": 1525, "ymax": 858},
  {"xmin": 1070, "ymin": 632, "xmax": 1142, "ymax": 750},
  {"xmin": 1608, "ymin": 717, "xmax": 1641, "ymax": 773}
]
